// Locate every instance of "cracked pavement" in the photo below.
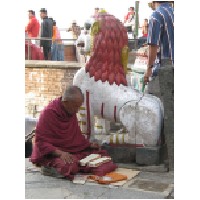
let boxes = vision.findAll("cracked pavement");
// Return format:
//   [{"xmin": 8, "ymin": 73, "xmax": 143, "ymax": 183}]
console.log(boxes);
[{"xmin": 25, "ymin": 159, "xmax": 174, "ymax": 199}]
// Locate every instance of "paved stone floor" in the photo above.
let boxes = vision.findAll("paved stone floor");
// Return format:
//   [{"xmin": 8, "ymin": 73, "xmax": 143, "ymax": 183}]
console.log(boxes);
[{"xmin": 25, "ymin": 159, "xmax": 174, "ymax": 199}]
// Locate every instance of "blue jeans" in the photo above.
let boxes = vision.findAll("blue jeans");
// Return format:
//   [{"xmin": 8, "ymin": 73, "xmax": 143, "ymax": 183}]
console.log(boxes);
[
  {"xmin": 57, "ymin": 44, "xmax": 64, "ymax": 61},
  {"xmin": 51, "ymin": 43, "xmax": 64, "ymax": 61},
  {"xmin": 51, "ymin": 43, "xmax": 58, "ymax": 61}
]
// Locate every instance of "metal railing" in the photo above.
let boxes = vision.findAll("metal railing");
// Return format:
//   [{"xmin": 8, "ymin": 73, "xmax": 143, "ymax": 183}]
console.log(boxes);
[
  {"xmin": 25, "ymin": 36, "xmax": 145, "ymax": 61},
  {"xmin": 25, "ymin": 37, "xmax": 77, "ymax": 61}
]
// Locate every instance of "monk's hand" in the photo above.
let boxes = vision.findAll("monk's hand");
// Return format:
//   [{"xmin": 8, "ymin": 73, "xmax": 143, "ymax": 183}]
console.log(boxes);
[
  {"xmin": 61, "ymin": 152, "xmax": 74, "ymax": 164},
  {"xmin": 90, "ymin": 142, "xmax": 100, "ymax": 150},
  {"xmin": 55, "ymin": 150, "xmax": 74, "ymax": 164}
]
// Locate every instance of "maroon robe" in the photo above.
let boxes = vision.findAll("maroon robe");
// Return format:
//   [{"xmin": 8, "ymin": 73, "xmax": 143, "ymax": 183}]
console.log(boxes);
[{"xmin": 30, "ymin": 97, "xmax": 117, "ymax": 179}]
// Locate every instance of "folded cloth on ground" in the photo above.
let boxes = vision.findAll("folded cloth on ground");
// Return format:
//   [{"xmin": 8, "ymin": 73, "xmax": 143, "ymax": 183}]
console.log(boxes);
[
  {"xmin": 91, "ymin": 161, "xmax": 117, "ymax": 176},
  {"xmin": 87, "ymin": 172, "xmax": 127, "ymax": 184}
]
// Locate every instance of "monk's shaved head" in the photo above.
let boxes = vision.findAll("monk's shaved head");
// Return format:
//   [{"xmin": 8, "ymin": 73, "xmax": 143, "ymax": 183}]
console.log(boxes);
[{"xmin": 62, "ymin": 85, "xmax": 84, "ymax": 102}]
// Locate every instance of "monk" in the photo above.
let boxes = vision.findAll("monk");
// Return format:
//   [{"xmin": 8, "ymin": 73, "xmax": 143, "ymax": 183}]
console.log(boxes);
[{"xmin": 30, "ymin": 86, "xmax": 117, "ymax": 180}]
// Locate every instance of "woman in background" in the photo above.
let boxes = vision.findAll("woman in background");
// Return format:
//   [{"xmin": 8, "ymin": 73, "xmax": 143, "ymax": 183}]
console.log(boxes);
[{"xmin": 51, "ymin": 20, "xmax": 64, "ymax": 61}]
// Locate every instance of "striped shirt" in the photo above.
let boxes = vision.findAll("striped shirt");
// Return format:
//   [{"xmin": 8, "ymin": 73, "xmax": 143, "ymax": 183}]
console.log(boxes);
[{"xmin": 147, "ymin": 3, "xmax": 174, "ymax": 63}]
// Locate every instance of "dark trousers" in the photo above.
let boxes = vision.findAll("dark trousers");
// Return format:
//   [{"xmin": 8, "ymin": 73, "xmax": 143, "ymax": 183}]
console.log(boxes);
[
  {"xmin": 159, "ymin": 65, "xmax": 174, "ymax": 171},
  {"xmin": 148, "ymin": 62, "xmax": 174, "ymax": 171},
  {"xmin": 41, "ymin": 41, "xmax": 52, "ymax": 60},
  {"xmin": 43, "ymin": 45, "xmax": 51, "ymax": 60}
]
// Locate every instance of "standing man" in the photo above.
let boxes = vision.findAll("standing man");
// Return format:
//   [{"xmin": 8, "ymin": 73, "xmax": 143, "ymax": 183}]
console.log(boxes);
[
  {"xmin": 40, "ymin": 8, "xmax": 53, "ymax": 60},
  {"xmin": 25, "ymin": 10, "xmax": 41, "ymax": 60},
  {"xmin": 144, "ymin": 1, "xmax": 174, "ymax": 170},
  {"xmin": 67, "ymin": 20, "xmax": 81, "ymax": 40},
  {"xmin": 76, "ymin": 21, "xmax": 91, "ymax": 63},
  {"xmin": 67, "ymin": 20, "xmax": 81, "ymax": 61},
  {"xmin": 25, "ymin": 10, "xmax": 40, "ymax": 37}
]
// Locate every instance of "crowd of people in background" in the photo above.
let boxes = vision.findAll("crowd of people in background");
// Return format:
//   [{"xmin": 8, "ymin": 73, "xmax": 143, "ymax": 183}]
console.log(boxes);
[
  {"xmin": 25, "ymin": 6, "xmax": 141, "ymax": 61},
  {"xmin": 25, "ymin": 8, "xmax": 64, "ymax": 61},
  {"xmin": 25, "ymin": 3, "xmax": 173, "ymax": 63},
  {"xmin": 25, "ymin": 7, "xmax": 96, "ymax": 61}
]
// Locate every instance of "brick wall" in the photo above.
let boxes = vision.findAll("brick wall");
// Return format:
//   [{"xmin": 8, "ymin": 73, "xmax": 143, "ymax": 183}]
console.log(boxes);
[
  {"xmin": 25, "ymin": 61, "xmax": 81, "ymax": 117},
  {"xmin": 25, "ymin": 53, "xmax": 136, "ymax": 119},
  {"xmin": 25, "ymin": 59, "xmax": 137, "ymax": 118}
]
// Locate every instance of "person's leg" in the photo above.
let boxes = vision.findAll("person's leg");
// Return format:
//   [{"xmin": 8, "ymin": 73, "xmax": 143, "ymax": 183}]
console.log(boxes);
[
  {"xmin": 39, "ymin": 148, "xmax": 115, "ymax": 179},
  {"xmin": 47, "ymin": 47, "xmax": 52, "ymax": 60},
  {"xmin": 39, "ymin": 155, "xmax": 79, "ymax": 180},
  {"xmin": 51, "ymin": 43, "xmax": 57, "ymax": 60},
  {"xmin": 76, "ymin": 46, "xmax": 81, "ymax": 62},
  {"xmin": 59, "ymin": 44, "xmax": 65, "ymax": 61},
  {"xmin": 57, "ymin": 44, "xmax": 61, "ymax": 61},
  {"xmin": 43, "ymin": 43, "xmax": 48, "ymax": 60},
  {"xmin": 158, "ymin": 65, "xmax": 174, "ymax": 171},
  {"xmin": 76, "ymin": 148, "xmax": 117, "ymax": 175}
]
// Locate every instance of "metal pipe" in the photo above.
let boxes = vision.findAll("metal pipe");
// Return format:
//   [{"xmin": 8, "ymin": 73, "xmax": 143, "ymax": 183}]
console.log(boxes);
[
  {"xmin": 25, "ymin": 37, "xmax": 77, "ymax": 41},
  {"xmin": 28, "ymin": 39, "xmax": 30, "ymax": 60}
]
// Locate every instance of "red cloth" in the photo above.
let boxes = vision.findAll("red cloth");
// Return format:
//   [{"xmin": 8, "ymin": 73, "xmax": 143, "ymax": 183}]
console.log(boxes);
[
  {"xmin": 36, "ymin": 149, "xmax": 117, "ymax": 180},
  {"xmin": 25, "ymin": 43, "xmax": 44, "ymax": 60},
  {"xmin": 31, "ymin": 97, "xmax": 90, "ymax": 163},
  {"xmin": 25, "ymin": 16, "xmax": 40, "ymax": 37},
  {"xmin": 77, "ymin": 149, "xmax": 117, "ymax": 176},
  {"xmin": 91, "ymin": 161, "xmax": 117, "ymax": 177}
]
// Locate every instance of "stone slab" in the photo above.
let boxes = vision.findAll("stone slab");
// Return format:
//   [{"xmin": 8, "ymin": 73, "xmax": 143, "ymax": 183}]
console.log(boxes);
[
  {"xmin": 136, "ymin": 147, "xmax": 160, "ymax": 165},
  {"xmin": 101, "ymin": 144, "xmax": 136, "ymax": 163},
  {"xmin": 25, "ymin": 159, "xmax": 173, "ymax": 199}
]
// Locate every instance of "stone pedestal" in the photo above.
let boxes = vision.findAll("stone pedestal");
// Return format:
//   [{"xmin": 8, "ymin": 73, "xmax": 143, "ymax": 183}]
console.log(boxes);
[
  {"xmin": 101, "ymin": 144, "xmax": 136, "ymax": 163},
  {"xmin": 136, "ymin": 147, "xmax": 160, "ymax": 165},
  {"xmin": 102, "ymin": 144, "xmax": 161, "ymax": 165}
]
